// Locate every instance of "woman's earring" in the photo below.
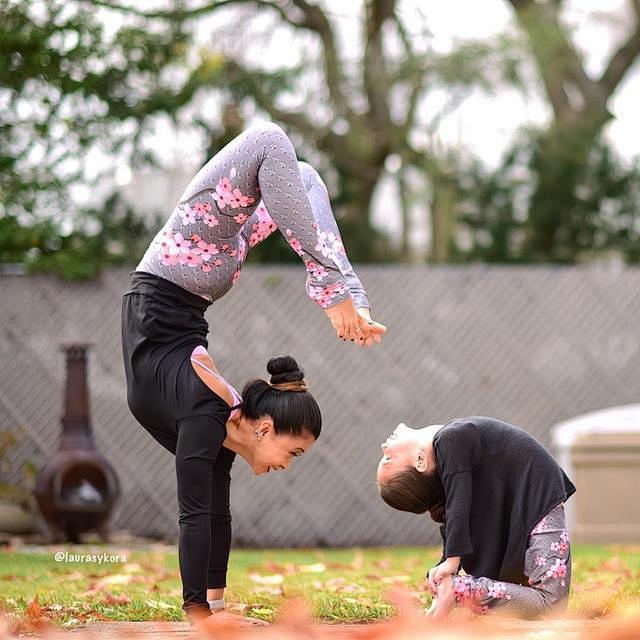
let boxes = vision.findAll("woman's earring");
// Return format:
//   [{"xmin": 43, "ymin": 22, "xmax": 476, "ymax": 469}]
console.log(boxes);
[{"xmin": 254, "ymin": 430, "xmax": 262, "ymax": 439}]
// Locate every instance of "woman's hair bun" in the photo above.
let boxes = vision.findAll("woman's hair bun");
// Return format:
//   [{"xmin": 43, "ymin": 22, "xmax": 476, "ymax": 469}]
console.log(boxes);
[{"xmin": 267, "ymin": 355, "xmax": 304, "ymax": 385}]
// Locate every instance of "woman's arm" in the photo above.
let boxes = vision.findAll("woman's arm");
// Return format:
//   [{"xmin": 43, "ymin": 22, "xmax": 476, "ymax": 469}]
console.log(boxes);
[
  {"xmin": 242, "ymin": 192, "xmax": 386, "ymax": 346},
  {"xmin": 190, "ymin": 347, "xmax": 235, "ymax": 409}
]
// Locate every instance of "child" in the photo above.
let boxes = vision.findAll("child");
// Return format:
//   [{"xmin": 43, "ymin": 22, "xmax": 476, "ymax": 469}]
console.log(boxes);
[{"xmin": 377, "ymin": 417, "xmax": 576, "ymax": 619}]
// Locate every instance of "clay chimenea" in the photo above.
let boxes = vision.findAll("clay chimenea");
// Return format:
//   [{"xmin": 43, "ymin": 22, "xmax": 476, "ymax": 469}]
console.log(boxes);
[{"xmin": 34, "ymin": 344, "xmax": 120, "ymax": 543}]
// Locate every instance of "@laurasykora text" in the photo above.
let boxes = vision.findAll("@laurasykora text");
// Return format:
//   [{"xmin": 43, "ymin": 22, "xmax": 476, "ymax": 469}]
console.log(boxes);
[{"xmin": 54, "ymin": 551, "xmax": 127, "ymax": 564}]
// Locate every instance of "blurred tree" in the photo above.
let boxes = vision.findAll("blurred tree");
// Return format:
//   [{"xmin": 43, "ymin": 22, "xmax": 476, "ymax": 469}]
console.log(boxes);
[
  {"xmin": 506, "ymin": 0, "xmax": 640, "ymax": 262},
  {"xmin": 2, "ymin": 0, "xmax": 525, "ymax": 270},
  {"xmin": 4, "ymin": 0, "xmax": 638, "ymax": 272},
  {"xmin": 0, "ymin": 0, "xmax": 199, "ymax": 275},
  {"xmin": 454, "ymin": 131, "xmax": 640, "ymax": 264}
]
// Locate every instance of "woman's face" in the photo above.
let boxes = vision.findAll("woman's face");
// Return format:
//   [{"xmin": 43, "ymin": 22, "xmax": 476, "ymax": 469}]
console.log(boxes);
[
  {"xmin": 377, "ymin": 423, "xmax": 420, "ymax": 484},
  {"xmin": 252, "ymin": 419, "xmax": 316, "ymax": 476}
]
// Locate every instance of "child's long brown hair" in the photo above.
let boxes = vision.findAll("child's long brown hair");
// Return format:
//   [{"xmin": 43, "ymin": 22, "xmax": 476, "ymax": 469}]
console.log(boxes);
[{"xmin": 378, "ymin": 467, "xmax": 446, "ymax": 523}]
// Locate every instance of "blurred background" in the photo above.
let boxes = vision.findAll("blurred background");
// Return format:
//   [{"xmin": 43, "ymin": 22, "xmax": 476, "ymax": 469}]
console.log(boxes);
[{"xmin": 1, "ymin": 0, "xmax": 639, "ymax": 548}]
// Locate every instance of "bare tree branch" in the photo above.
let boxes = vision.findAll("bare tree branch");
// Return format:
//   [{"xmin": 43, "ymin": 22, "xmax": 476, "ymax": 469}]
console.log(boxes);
[
  {"xmin": 506, "ymin": 0, "xmax": 604, "ymax": 118},
  {"xmin": 287, "ymin": 0, "xmax": 351, "ymax": 119},
  {"xmin": 393, "ymin": 11, "xmax": 426, "ymax": 139},
  {"xmin": 599, "ymin": 0, "xmax": 640, "ymax": 95},
  {"xmin": 363, "ymin": 0, "xmax": 395, "ymax": 137},
  {"xmin": 224, "ymin": 60, "xmax": 326, "ymax": 138},
  {"xmin": 78, "ymin": 0, "xmax": 250, "ymax": 20}
]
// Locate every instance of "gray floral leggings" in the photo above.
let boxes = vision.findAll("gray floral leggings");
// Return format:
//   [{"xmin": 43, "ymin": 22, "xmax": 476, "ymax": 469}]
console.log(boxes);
[{"xmin": 452, "ymin": 503, "xmax": 571, "ymax": 618}]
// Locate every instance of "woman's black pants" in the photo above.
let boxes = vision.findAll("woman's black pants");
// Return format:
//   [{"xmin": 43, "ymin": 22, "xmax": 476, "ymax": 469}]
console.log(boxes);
[{"xmin": 121, "ymin": 271, "xmax": 235, "ymax": 616}]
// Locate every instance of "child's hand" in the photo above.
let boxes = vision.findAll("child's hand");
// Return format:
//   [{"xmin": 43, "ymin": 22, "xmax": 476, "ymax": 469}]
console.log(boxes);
[
  {"xmin": 426, "ymin": 566, "xmax": 438, "ymax": 596},
  {"xmin": 432, "ymin": 556, "xmax": 460, "ymax": 588}
]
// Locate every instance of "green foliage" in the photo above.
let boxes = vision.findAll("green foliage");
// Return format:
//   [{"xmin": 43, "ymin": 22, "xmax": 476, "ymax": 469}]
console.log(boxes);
[
  {"xmin": 0, "ymin": 192, "xmax": 159, "ymax": 279},
  {"xmin": 455, "ymin": 130, "xmax": 640, "ymax": 264}
]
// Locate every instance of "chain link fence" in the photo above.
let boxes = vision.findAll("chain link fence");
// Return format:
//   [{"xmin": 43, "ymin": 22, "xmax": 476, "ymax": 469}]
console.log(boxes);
[{"xmin": 1, "ymin": 265, "xmax": 639, "ymax": 547}]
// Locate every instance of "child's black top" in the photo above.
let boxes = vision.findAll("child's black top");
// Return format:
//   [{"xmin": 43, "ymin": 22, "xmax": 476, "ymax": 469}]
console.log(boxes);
[{"xmin": 432, "ymin": 416, "xmax": 576, "ymax": 585}]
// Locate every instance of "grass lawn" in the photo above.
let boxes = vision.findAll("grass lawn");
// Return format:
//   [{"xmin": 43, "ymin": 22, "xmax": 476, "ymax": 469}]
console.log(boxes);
[{"xmin": 0, "ymin": 544, "xmax": 639, "ymax": 628}]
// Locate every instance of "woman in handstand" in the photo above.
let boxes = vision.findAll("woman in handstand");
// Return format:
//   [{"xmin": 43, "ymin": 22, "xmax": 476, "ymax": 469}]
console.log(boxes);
[
  {"xmin": 377, "ymin": 417, "xmax": 575, "ymax": 619},
  {"xmin": 121, "ymin": 122, "xmax": 386, "ymax": 622}
]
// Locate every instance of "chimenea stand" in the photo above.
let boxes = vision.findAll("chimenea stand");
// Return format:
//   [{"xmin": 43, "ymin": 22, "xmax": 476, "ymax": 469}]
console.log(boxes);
[{"xmin": 34, "ymin": 344, "xmax": 120, "ymax": 543}]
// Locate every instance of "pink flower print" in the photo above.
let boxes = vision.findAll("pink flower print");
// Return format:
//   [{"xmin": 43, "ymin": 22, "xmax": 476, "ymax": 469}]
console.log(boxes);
[
  {"xmin": 194, "ymin": 201, "xmax": 212, "ymax": 215},
  {"xmin": 202, "ymin": 263, "xmax": 212, "ymax": 273},
  {"xmin": 228, "ymin": 249, "xmax": 237, "ymax": 257},
  {"xmin": 285, "ymin": 229, "xmax": 303, "ymax": 256},
  {"xmin": 159, "ymin": 234, "xmax": 175, "ymax": 253},
  {"xmin": 309, "ymin": 282, "xmax": 348, "ymax": 308},
  {"xmin": 229, "ymin": 188, "xmax": 255, "ymax": 209},
  {"xmin": 248, "ymin": 207, "xmax": 277, "ymax": 247},
  {"xmin": 192, "ymin": 240, "xmax": 219, "ymax": 261},
  {"xmin": 190, "ymin": 233, "xmax": 201, "ymax": 243},
  {"xmin": 315, "ymin": 229, "xmax": 344, "ymax": 259},
  {"xmin": 203, "ymin": 212, "xmax": 219, "ymax": 227},
  {"xmin": 531, "ymin": 516, "xmax": 548, "ymax": 535},
  {"xmin": 305, "ymin": 260, "xmax": 328, "ymax": 281},
  {"xmin": 184, "ymin": 252, "xmax": 202, "ymax": 268},
  {"xmin": 172, "ymin": 232, "xmax": 191, "ymax": 254},
  {"xmin": 160, "ymin": 250, "xmax": 179, "ymax": 266},
  {"xmin": 487, "ymin": 582, "xmax": 510, "ymax": 600},
  {"xmin": 213, "ymin": 258, "xmax": 223, "ymax": 267},
  {"xmin": 212, "ymin": 177, "xmax": 235, "ymax": 210},
  {"xmin": 232, "ymin": 269, "xmax": 241, "ymax": 285},
  {"xmin": 544, "ymin": 558, "xmax": 567, "ymax": 586},
  {"xmin": 452, "ymin": 576, "xmax": 472, "ymax": 603},
  {"xmin": 221, "ymin": 244, "xmax": 229, "ymax": 252},
  {"xmin": 179, "ymin": 206, "xmax": 198, "ymax": 226},
  {"xmin": 550, "ymin": 531, "xmax": 569, "ymax": 553},
  {"xmin": 535, "ymin": 555, "xmax": 547, "ymax": 567},
  {"xmin": 233, "ymin": 212, "xmax": 248, "ymax": 224}
]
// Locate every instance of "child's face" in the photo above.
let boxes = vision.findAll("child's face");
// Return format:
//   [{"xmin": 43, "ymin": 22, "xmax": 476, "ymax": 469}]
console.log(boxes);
[{"xmin": 377, "ymin": 423, "xmax": 420, "ymax": 484}]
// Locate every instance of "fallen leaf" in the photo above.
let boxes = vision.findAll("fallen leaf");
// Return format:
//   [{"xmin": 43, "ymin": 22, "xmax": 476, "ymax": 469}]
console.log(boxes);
[
  {"xmin": 381, "ymin": 576, "xmax": 411, "ymax": 584},
  {"xmin": 144, "ymin": 599, "xmax": 178, "ymax": 610},
  {"xmin": 26, "ymin": 593, "xmax": 41, "ymax": 619},
  {"xmin": 93, "ymin": 573, "xmax": 133, "ymax": 591},
  {"xmin": 249, "ymin": 573, "xmax": 284, "ymax": 585},
  {"xmin": 61, "ymin": 618, "xmax": 82, "ymax": 628},
  {"xmin": 253, "ymin": 586, "xmax": 284, "ymax": 596},
  {"xmin": 298, "ymin": 563, "xmax": 326, "ymax": 573},
  {"xmin": 351, "ymin": 551, "xmax": 364, "ymax": 571},
  {"xmin": 122, "ymin": 563, "xmax": 142, "ymax": 574},
  {"xmin": 103, "ymin": 591, "xmax": 131, "ymax": 605}
]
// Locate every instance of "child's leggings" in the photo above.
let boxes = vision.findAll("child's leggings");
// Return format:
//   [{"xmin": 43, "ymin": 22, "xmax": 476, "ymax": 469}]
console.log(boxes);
[{"xmin": 452, "ymin": 503, "xmax": 571, "ymax": 618}]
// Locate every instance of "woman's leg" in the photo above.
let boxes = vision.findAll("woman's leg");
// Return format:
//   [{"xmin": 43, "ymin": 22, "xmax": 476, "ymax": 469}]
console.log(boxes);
[
  {"xmin": 175, "ymin": 409, "xmax": 229, "ymax": 616},
  {"xmin": 449, "ymin": 504, "xmax": 571, "ymax": 618},
  {"xmin": 206, "ymin": 446, "xmax": 236, "ymax": 603}
]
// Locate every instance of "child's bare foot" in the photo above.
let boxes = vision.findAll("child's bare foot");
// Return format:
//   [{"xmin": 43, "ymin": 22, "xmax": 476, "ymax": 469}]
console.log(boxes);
[
  {"xmin": 432, "ymin": 575, "xmax": 456, "ymax": 620},
  {"xmin": 424, "ymin": 596, "xmax": 438, "ymax": 617}
]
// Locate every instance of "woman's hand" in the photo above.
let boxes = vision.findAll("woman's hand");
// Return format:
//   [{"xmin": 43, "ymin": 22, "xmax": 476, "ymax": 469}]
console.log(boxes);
[{"xmin": 324, "ymin": 298, "xmax": 387, "ymax": 347}]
